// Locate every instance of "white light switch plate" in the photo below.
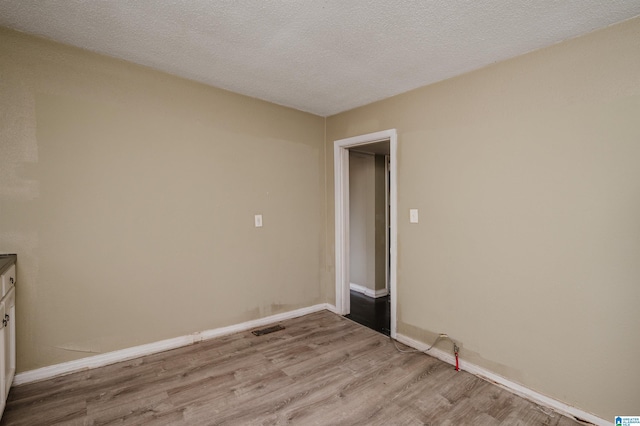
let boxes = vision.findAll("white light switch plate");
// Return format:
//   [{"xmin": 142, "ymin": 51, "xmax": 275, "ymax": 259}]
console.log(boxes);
[
  {"xmin": 409, "ymin": 209, "xmax": 419, "ymax": 223},
  {"xmin": 254, "ymin": 214, "xmax": 263, "ymax": 227}
]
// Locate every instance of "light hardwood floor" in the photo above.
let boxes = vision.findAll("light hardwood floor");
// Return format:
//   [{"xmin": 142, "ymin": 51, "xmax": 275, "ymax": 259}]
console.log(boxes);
[{"xmin": 1, "ymin": 311, "xmax": 584, "ymax": 425}]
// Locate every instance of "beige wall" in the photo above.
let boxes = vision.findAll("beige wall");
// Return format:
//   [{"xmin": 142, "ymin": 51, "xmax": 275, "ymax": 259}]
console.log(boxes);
[
  {"xmin": 326, "ymin": 17, "xmax": 640, "ymax": 420},
  {"xmin": 0, "ymin": 28, "xmax": 326, "ymax": 372}
]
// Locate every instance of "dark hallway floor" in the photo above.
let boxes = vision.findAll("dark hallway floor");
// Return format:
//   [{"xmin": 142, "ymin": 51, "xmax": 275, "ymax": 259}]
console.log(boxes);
[{"xmin": 345, "ymin": 290, "xmax": 390, "ymax": 336}]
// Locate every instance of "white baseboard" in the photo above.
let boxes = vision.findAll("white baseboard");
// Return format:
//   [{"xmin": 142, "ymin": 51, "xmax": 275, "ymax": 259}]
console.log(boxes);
[
  {"xmin": 350, "ymin": 283, "xmax": 388, "ymax": 298},
  {"xmin": 14, "ymin": 303, "xmax": 337, "ymax": 386},
  {"xmin": 395, "ymin": 334, "xmax": 608, "ymax": 426},
  {"xmin": 323, "ymin": 303, "xmax": 340, "ymax": 314}
]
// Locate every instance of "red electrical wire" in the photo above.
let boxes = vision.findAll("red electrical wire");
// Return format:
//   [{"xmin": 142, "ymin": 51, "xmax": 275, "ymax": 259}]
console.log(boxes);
[{"xmin": 455, "ymin": 349, "xmax": 459, "ymax": 371}]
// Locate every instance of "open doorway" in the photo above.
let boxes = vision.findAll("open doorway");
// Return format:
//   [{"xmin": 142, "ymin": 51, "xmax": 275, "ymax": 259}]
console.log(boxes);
[
  {"xmin": 345, "ymin": 147, "xmax": 390, "ymax": 334},
  {"xmin": 333, "ymin": 129, "xmax": 397, "ymax": 338}
]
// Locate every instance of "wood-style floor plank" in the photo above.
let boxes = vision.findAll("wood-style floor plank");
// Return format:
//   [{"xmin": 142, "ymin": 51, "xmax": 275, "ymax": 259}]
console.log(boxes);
[{"xmin": 1, "ymin": 311, "xmax": 584, "ymax": 425}]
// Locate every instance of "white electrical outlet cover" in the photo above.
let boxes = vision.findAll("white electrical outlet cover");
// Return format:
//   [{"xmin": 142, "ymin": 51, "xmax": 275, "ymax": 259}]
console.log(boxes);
[{"xmin": 254, "ymin": 214, "xmax": 263, "ymax": 227}]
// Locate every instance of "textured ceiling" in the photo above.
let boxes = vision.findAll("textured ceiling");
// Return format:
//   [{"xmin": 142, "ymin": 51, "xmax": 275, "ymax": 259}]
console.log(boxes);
[{"xmin": 1, "ymin": 1, "xmax": 639, "ymax": 116}]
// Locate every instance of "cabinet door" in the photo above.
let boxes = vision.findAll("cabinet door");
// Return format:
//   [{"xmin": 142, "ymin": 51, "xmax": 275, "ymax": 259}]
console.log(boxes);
[
  {"xmin": 0, "ymin": 300, "xmax": 6, "ymax": 417},
  {"xmin": 2, "ymin": 287, "xmax": 14, "ymax": 399}
]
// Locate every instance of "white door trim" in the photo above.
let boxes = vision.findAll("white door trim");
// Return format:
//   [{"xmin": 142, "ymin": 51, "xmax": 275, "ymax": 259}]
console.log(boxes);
[
  {"xmin": 334, "ymin": 129, "xmax": 398, "ymax": 338},
  {"xmin": 385, "ymin": 154, "xmax": 390, "ymax": 294}
]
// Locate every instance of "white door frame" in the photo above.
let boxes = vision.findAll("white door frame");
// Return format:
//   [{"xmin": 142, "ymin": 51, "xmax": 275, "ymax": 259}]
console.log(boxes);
[
  {"xmin": 385, "ymin": 154, "xmax": 391, "ymax": 295},
  {"xmin": 334, "ymin": 129, "xmax": 398, "ymax": 338}
]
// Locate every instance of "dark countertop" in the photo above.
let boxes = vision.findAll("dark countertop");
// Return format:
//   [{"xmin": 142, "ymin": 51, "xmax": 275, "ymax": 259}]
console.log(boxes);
[{"xmin": 0, "ymin": 254, "xmax": 17, "ymax": 275}]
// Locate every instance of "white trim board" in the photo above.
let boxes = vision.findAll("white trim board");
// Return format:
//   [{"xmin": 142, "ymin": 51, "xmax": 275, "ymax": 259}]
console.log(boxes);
[
  {"xmin": 14, "ymin": 303, "xmax": 338, "ymax": 386},
  {"xmin": 349, "ymin": 283, "xmax": 388, "ymax": 298},
  {"xmin": 395, "ymin": 334, "xmax": 608, "ymax": 426}
]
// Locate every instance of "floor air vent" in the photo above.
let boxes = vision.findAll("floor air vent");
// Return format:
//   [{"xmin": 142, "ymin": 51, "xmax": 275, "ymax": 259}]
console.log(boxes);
[{"xmin": 251, "ymin": 325, "xmax": 285, "ymax": 336}]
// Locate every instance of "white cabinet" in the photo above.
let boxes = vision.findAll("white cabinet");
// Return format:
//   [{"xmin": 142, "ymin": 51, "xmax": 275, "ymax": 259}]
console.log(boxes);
[
  {"xmin": 2, "ymin": 287, "xmax": 15, "ymax": 398},
  {"xmin": 0, "ymin": 262, "xmax": 16, "ymax": 418},
  {"xmin": 0, "ymin": 300, "xmax": 5, "ymax": 411}
]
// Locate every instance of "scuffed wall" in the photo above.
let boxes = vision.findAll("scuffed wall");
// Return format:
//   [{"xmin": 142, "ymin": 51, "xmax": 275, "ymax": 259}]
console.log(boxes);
[{"xmin": 0, "ymin": 28, "xmax": 326, "ymax": 371}]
